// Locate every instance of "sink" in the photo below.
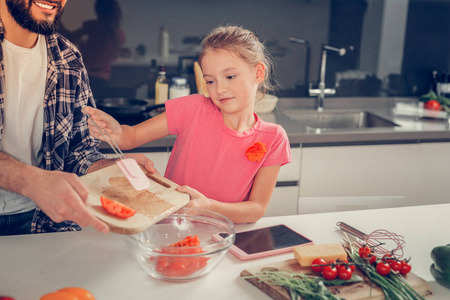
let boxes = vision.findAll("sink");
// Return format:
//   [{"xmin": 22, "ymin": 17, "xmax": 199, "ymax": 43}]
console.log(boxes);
[{"xmin": 284, "ymin": 110, "xmax": 399, "ymax": 130}]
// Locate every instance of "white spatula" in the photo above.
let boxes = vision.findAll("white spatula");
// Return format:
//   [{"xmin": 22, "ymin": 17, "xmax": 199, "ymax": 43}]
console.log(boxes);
[{"xmin": 82, "ymin": 106, "xmax": 150, "ymax": 191}]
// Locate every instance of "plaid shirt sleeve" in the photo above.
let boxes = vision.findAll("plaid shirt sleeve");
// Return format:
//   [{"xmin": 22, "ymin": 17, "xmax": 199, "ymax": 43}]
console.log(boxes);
[
  {"xmin": 43, "ymin": 33, "xmax": 106, "ymax": 176},
  {"xmin": 63, "ymin": 67, "xmax": 106, "ymax": 175}
]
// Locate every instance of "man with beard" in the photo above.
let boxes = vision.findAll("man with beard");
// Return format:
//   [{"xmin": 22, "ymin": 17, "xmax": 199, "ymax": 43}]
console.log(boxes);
[{"xmin": 0, "ymin": 0, "xmax": 156, "ymax": 235}]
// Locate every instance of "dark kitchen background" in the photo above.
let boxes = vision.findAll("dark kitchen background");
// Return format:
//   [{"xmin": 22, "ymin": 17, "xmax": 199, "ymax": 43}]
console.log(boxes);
[{"xmin": 61, "ymin": 0, "xmax": 450, "ymax": 100}]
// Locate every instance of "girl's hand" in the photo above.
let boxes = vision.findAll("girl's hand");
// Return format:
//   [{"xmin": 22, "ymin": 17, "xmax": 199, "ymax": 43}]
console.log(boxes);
[
  {"xmin": 82, "ymin": 106, "xmax": 125, "ymax": 147},
  {"xmin": 176, "ymin": 185, "xmax": 211, "ymax": 210},
  {"xmin": 125, "ymin": 153, "xmax": 158, "ymax": 174}
]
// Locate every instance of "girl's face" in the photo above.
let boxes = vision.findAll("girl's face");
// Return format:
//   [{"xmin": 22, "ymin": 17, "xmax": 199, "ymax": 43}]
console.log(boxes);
[{"xmin": 201, "ymin": 49, "xmax": 264, "ymax": 116}]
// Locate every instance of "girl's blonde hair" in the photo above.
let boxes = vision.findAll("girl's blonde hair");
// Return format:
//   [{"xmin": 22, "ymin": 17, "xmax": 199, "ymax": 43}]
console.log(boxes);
[{"xmin": 198, "ymin": 25, "xmax": 277, "ymax": 97}]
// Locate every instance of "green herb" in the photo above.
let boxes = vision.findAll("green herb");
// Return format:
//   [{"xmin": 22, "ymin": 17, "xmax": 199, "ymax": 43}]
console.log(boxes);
[
  {"xmin": 243, "ymin": 270, "xmax": 361, "ymax": 300},
  {"xmin": 342, "ymin": 238, "xmax": 426, "ymax": 300},
  {"xmin": 419, "ymin": 89, "xmax": 450, "ymax": 110}
]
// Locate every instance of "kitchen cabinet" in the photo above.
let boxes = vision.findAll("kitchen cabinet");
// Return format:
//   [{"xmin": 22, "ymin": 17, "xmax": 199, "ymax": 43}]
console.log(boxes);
[
  {"xmin": 264, "ymin": 145, "xmax": 301, "ymax": 217},
  {"xmin": 265, "ymin": 186, "xmax": 299, "ymax": 217},
  {"xmin": 298, "ymin": 142, "xmax": 450, "ymax": 214}
]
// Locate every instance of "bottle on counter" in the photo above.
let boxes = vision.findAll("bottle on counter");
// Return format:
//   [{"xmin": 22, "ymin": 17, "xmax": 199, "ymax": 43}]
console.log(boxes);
[
  {"xmin": 147, "ymin": 59, "xmax": 158, "ymax": 99},
  {"xmin": 155, "ymin": 65, "xmax": 169, "ymax": 111},
  {"xmin": 430, "ymin": 70, "xmax": 439, "ymax": 94},
  {"xmin": 437, "ymin": 71, "xmax": 450, "ymax": 97},
  {"xmin": 158, "ymin": 26, "xmax": 169, "ymax": 59},
  {"xmin": 169, "ymin": 77, "xmax": 190, "ymax": 99}
]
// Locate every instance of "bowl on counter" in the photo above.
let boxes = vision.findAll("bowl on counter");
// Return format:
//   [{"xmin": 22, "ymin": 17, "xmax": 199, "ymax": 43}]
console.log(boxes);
[
  {"xmin": 254, "ymin": 94, "xmax": 279, "ymax": 114},
  {"xmin": 124, "ymin": 207, "xmax": 235, "ymax": 282}
]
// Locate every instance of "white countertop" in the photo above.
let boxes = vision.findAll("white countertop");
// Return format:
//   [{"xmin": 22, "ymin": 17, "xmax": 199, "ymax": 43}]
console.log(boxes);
[{"xmin": 1, "ymin": 204, "xmax": 449, "ymax": 299}]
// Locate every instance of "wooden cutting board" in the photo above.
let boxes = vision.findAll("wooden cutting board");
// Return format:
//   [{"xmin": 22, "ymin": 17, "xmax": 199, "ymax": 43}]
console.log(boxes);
[
  {"xmin": 79, "ymin": 164, "xmax": 189, "ymax": 235},
  {"xmin": 240, "ymin": 258, "xmax": 432, "ymax": 300}
]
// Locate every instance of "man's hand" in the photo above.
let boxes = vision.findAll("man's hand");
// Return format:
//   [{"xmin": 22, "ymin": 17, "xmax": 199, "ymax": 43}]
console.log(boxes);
[
  {"xmin": 1, "ymin": 152, "xmax": 110, "ymax": 234},
  {"xmin": 22, "ymin": 168, "xmax": 110, "ymax": 234}
]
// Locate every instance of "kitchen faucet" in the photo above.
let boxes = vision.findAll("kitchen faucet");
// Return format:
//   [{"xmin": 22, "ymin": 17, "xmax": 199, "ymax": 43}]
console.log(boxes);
[
  {"xmin": 289, "ymin": 37, "xmax": 310, "ymax": 96},
  {"xmin": 309, "ymin": 44, "xmax": 353, "ymax": 111}
]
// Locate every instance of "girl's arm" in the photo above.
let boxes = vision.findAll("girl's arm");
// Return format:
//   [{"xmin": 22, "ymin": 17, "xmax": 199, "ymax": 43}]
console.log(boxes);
[
  {"xmin": 84, "ymin": 106, "xmax": 170, "ymax": 150},
  {"xmin": 178, "ymin": 164, "xmax": 281, "ymax": 224},
  {"xmin": 129, "ymin": 112, "xmax": 170, "ymax": 149}
]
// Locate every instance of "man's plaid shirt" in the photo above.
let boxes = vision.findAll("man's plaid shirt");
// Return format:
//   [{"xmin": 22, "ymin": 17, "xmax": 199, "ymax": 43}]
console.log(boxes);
[{"xmin": 0, "ymin": 19, "xmax": 105, "ymax": 233}]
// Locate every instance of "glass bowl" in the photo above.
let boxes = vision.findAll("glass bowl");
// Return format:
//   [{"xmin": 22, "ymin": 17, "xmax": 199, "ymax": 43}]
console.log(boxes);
[{"xmin": 124, "ymin": 207, "xmax": 235, "ymax": 282}]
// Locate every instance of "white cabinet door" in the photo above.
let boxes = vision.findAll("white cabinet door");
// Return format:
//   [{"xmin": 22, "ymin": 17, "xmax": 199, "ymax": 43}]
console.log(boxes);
[
  {"xmin": 416, "ymin": 142, "xmax": 450, "ymax": 205},
  {"xmin": 298, "ymin": 196, "xmax": 405, "ymax": 214},
  {"xmin": 299, "ymin": 142, "xmax": 450, "ymax": 213},
  {"xmin": 265, "ymin": 186, "xmax": 299, "ymax": 217},
  {"xmin": 265, "ymin": 146, "xmax": 301, "ymax": 217},
  {"xmin": 277, "ymin": 145, "xmax": 301, "ymax": 181}
]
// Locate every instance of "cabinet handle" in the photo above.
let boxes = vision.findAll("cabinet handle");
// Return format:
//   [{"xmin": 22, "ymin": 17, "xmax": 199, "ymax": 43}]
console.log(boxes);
[{"xmin": 275, "ymin": 181, "xmax": 298, "ymax": 187}]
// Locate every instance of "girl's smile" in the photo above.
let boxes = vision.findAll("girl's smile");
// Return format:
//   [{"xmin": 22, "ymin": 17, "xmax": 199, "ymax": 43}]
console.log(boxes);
[{"xmin": 218, "ymin": 96, "xmax": 234, "ymax": 104}]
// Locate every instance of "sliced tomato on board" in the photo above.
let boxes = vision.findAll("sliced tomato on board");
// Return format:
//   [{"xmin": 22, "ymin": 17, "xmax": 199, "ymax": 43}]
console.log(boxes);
[{"xmin": 100, "ymin": 196, "xmax": 136, "ymax": 218}]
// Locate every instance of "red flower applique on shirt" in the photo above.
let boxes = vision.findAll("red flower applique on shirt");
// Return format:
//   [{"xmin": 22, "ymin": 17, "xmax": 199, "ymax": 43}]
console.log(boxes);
[{"xmin": 245, "ymin": 141, "xmax": 267, "ymax": 162}]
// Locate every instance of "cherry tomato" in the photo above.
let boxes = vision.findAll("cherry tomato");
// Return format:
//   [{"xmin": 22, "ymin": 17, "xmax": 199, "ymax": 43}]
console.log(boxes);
[
  {"xmin": 424, "ymin": 99, "xmax": 441, "ymax": 111},
  {"xmin": 0, "ymin": 297, "xmax": 16, "ymax": 300},
  {"xmin": 337, "ymin": 265, "xmax": 353, "ymax": 280},
  {"xmin": 390, "ymin": 260, "xmax": 402, "ymax": 272},
  {"xmin": 322, "ymin": 265, "xmax": 338, "ymax": 280},
  {"xmin": 311, "ymin": 258, "xmax": 327, "ymax": 273},
  {"xmin": 382, "ymin": 254, "xmax": 392, "ymax": 260},
  {"xmin": 359, "ymin": 246, "xmax": 371, "ymax": 258},
  {"xmin": 400, "ymin": 261, "xmax": 412, "ymax": 275},
  {"xmin": 327, "ymin": 260, "xmax": 336, "ymax": 266},
  {"xmin": 100, "ymin": 196, "xmax": 136, "ymax": 218},
  {"xmin": 368, "ymin": 255, "xmax": 377, "ymax": 265},
  {"xmin": 339, "ymin": 259, "xmax": 356, "ymax": 272},
  {"xmin": 376, "ymin": 262, "xmax": 391, "ymax": 276}
]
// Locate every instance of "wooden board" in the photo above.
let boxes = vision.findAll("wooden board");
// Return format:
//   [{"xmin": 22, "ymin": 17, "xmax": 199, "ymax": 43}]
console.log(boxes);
[
  {"xmin": 79, "ymin": 164, "xmax": 189, "ymax": 235},
  {"xmin": 240, "ymin": 258, "xmax": 433, "ymax": 300}
]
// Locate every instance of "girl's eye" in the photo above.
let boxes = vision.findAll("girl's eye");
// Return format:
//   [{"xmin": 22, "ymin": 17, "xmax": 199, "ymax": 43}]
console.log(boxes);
[
  {"xmin": 226, "ymin": 75, "xmax": 236, "ymax": 80},
  {"xmin": 205, "ymin": 80, "xmax": 214, "ymax": 85}
]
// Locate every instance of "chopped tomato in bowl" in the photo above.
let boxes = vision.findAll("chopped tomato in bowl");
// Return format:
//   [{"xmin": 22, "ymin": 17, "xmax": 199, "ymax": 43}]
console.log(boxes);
[{"xmin": 123, "ymin": 207, "xmax": 235, "ymax": 282}]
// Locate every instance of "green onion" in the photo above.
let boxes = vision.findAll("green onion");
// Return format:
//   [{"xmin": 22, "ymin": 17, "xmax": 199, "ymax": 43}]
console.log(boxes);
[
  {"xmin": 342, "ymin": 237, "xmax": 426, "ymax": 300},
  {"xmin": 244, "ymin": 270, "xmax": 345, "ymax": 300}
]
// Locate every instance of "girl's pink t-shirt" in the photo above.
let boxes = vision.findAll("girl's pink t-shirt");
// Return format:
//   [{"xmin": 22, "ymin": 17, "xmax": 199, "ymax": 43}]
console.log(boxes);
[{"xmin": 165, "ymin": 94, "xmax": 292, "ymax": 203}]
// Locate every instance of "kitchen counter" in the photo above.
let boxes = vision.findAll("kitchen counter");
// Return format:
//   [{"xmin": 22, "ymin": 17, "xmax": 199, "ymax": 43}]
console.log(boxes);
[
  {"xmin": 271, "ymin": 97, "xmax": 450, "ymax": 146},
  {"xmin": 1, "ymin": 204, "xmax": 449, "ymax": 299},
  {"xmin": 100, "ymin": 97, "xmax": 450, "ymax": 151}
]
